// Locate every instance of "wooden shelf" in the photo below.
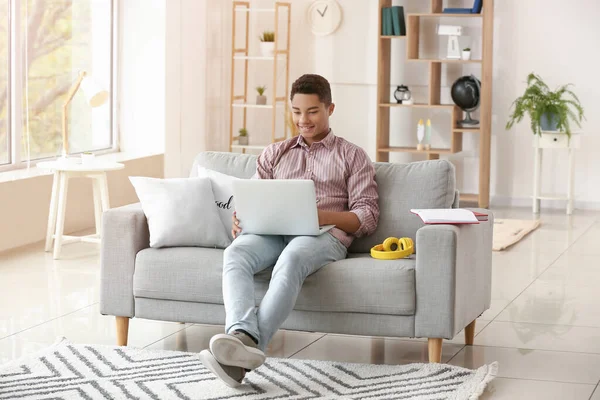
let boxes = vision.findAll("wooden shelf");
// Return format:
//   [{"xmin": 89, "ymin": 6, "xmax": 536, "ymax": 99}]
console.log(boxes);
[
  {"xmin": 376, "ymin": 0, "xmax": 494, "ymax": 208},
  {"xmin": 378, "ymin": 146, "xmax": 454, "ymax": 155},
  {"xmin": 379, "ymin": 103, "xmax": 455, "ymax": 109},
  {"xmin": 232, "ymin": 103, "xmax": 285, "ymax": 109},
  {"xmin": 234, "ymin": 8, "xmax": 275, "ymax": 13},
  {"xmin": 229, "ymin": 1, "xmax": 292, "ymax": 152},
  {"xmin": 231, "ymin": 143, "xmax": 269, "ymax": 150},
  {"xmin": 453, "ymin": 127, "xmax": 481, "ymax": 133},
  {"xmin": 233, "ymin": 56, "xmax": 286, "ymax": 61},
  {"xmin": 408, "ymin": 58, "xmax": 482, "ymax": 64},
  {"xmin": 380, "ymin": 35, "xmax": 406, "ymax": 39},
  {"xmin": 408, "ymin": 13, "xmax": 483, "ymax": 18}
]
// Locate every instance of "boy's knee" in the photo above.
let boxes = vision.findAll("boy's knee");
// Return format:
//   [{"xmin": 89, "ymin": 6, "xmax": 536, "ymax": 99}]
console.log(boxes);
[
  {"xmin": 224, "ymin": 239, "xmax": 251, "ymax": 260},
  {"xmin": 274, "ymin": 253, "xmax": 310, "ymax": 280}
]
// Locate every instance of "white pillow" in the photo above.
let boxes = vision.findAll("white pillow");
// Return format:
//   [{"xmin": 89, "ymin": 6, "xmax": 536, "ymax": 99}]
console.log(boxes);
[
  {"xmin": 197, "ymin": 166, "xmax": 240, "ymax": 242},
  {"xmin": 129, "ymin": 176, "xmax": 231, "ymax": 249}
]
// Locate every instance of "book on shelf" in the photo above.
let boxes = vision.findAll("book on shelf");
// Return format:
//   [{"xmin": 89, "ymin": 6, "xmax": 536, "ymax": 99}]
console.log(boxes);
[
  {"xmin": 382, "ymin": 7, "xmax": 405, "ymax": 36},
  {"xmin": 382, "ymin": 7, "xmax": 393, "ymax": 35},
  {"xmin": 443, "ymin": 0, "xmax": 483, "ymax": 14},
  {"xmin": 410, "ymin": 208, "xmax": 488, "ymax": 224},
  {"xmin": 390, "ymin": 6, "xmax": 406, "ymax": 36}
]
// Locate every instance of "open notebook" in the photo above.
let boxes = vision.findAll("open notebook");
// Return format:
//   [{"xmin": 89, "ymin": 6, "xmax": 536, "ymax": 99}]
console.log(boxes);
[{"xmin": 410, "ymin": 209, "xmax": 488, "ymax": 224}]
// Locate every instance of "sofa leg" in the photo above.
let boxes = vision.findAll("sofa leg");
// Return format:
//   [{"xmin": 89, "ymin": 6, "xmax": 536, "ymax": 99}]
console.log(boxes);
[
  {"xmin": 116, "ymin": 316, "xmax": 130, "ymax": 346},
  {"xmin": 428, "ymin": 338, "xmax": 443, "ymax": 363},
  {"xmin": 465, "ymin": 319, "xmax": 476, "ymax": 345}
]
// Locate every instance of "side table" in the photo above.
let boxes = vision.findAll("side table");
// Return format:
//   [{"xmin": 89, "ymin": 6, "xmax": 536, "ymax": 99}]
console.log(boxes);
[
  {"xmin": 532, "ymin": 131, "xmax": 580, "ymax": 215},
  {"xmin": 38, "ymin": 160, "xmax": 125, "ymax": 259}
]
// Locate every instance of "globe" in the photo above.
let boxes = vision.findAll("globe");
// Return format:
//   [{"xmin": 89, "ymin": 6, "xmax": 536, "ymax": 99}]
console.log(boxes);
[{"xmin": 451, "ymin": 75, "xmax": 481, "ymax": 126}]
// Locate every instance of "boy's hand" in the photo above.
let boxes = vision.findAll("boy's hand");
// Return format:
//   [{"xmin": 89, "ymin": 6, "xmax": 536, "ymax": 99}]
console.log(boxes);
[{"xmin": 232, "ymin": 211, "xmax": 242, "ymax": 239}]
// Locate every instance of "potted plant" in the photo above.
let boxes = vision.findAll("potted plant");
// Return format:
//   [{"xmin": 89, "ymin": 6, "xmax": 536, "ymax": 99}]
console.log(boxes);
[
  {"xmin": 461, "ymin": 47, "xmax": 471, "ymax": 60},
  {"xmin": 238, "ymin": 128, "xmax": 249, "ymax": 145},
  {"xmin": 259, "ymin": 31, "xmax": 275, "ymax": 57},
  {"xmin": 506, "ymin": 73, "xmax": 585, "ymax": 140},
  {"xmin": 256, "ymin": 86, "xmax": 267, "ymax": 105}
]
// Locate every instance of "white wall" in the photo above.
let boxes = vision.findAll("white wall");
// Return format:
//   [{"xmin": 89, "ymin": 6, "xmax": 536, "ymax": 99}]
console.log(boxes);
[
  {"xmin": 165, "ymin": 0, "xmax": 213, "ymax": 178},
  {"xmin": 491, "ymin": 0, "xmax": 600, "ymax": 207},
  {"xmin": 119, "ymin": 0, "xmax": 165, "ymax": 156},
  {"xmin": 166, "ymin": 0, "xmax": 600, "ymax": 209}
]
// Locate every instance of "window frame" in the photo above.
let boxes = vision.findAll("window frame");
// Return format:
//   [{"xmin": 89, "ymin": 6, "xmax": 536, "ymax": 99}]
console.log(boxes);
[{"xmin": 0, "ymin": 0, "xmax": 118, "ymax": 173}]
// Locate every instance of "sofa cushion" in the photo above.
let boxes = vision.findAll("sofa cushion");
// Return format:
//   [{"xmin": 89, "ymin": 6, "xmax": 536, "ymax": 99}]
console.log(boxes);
[
  {"xmin": 133, "ymin": 249, "xmax": 415, "ymax": 316},
  {"xmin": 128, "ymin": 176, "xmax": 231, "ymax": 249},
  {"xmin": 197, "ymin": 167, "xmax": 239, "ymax": 242},
  {"xmin": 349, "ymin": 160, "xmax": 456, "ymax": 253}
]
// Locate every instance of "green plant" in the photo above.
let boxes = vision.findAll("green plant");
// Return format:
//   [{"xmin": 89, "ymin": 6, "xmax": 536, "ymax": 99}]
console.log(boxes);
[
  {"xmin": 256, "ymin": 86, "xmax": 266, "ymax": 96},
  {"xmin": 506, "ymin": 73, "xmax": 585, "ymax": 138},
  {"xmin": 238, "ymin": 128, "xmax": 248, "ymax": 137},
  {"xmin": 463, "ymin": 47, "xmax": 471, "ymax": 51},
  {"xmin": 259, "ymin": 31, "xmax": 275, "ymax": 42}
]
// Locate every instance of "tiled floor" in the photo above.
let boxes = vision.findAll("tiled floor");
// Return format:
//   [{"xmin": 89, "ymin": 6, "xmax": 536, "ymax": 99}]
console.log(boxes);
[{"xmin": 1, "ymin": 207, "xmax": 600, "ymax": 399}]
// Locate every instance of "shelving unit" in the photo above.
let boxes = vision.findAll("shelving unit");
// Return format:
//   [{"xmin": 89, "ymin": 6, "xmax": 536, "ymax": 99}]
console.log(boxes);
[
  {"xmin": 229, "ymin": 1, "xmax": 292, "ymax": 153},
  {"xmin": 376, "ymin": 0, "xmax": 494, "ymax": 207}
]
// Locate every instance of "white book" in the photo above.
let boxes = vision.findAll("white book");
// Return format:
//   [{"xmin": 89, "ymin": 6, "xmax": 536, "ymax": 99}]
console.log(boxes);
[{"xmin": 410, "ymin": 208, "xmax": 482, "ymax": 224}]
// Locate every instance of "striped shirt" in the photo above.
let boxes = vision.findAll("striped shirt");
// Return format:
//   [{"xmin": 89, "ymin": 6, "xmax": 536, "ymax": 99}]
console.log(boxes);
[{"xmin": 253, "ymin": 130, "xmax": 379, "ymax": 247}]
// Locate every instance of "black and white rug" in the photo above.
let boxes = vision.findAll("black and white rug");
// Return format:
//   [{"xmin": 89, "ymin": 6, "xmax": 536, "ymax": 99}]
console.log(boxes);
[{"xmin": 0, "ymin": 338, "xmax": 497, "ymax": 399}]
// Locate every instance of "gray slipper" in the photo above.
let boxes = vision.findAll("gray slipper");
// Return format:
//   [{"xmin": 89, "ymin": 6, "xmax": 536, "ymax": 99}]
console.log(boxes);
[
  {"xmin": 199, "ymin": 349, "xmax": 245, "ymax": 388},
  {"xmin": 209, "ymin": 331, "xmax": 266, "ymax": 370}
]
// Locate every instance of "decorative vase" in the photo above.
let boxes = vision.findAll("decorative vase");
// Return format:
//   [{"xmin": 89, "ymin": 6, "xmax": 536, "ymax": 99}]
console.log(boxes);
[
  {"xmin": 461, "ymin": 51, "xmax": 471, "ymax": 60},
  {"xmin": 394, "ymin": 85, "xmax": 411, "ymax": 104},
  {"xmin": 238, "ymin": 136, "xmax": 248, "ymax": 145},
  {"xmin": 260, "ymin": 42, "xmax": 275, "ymax": 57},
  {"xmin": 256, "ymin": 95, "xmax": 267, "ymax": 105}
]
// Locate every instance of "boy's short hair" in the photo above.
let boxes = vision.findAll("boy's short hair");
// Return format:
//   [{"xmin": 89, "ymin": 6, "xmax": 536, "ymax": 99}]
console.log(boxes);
[{"xmin": 290, "ymin": 74, "xmax": 332, "ymax": 106}]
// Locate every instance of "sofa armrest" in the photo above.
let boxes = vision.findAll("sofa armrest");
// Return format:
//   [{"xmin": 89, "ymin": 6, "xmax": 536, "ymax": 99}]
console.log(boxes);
[
  {"xmin": 100, "ymin": 202, "xmax": 150, "ymax": 318},
  {"xmin": 414, "ymin": 208, "xmax": 493, "ymax": 339}
]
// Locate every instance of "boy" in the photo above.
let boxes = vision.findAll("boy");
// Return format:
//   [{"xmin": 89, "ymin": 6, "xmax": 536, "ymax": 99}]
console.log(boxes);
[{"xmin": 199, "ymin": 74, "xmax": 379, "ymax": 387}]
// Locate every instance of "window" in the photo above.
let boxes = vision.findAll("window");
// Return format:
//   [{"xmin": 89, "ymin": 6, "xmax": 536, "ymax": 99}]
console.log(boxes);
[{"xmin": 0, "ymin": 0, "xmax": 115, "ymax": 169}]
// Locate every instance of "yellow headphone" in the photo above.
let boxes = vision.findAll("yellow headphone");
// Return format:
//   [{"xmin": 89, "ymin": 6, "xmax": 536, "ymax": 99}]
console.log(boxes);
[{"xmin": 370, "ymin": 237, "xmax": 414, "ymax": 260}]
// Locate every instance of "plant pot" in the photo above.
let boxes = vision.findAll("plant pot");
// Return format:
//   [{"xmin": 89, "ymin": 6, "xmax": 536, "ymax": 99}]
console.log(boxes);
[
  {"xmin": 260, "ymin": 42, "xmax": 275, "ymax": 57},
  {"xmin": 540, "ymin": 112, "xmax": 559, "ymax": 131},
  {"xmin": 256, "ymin": 95, "xmax": 267, "ymax": 105},
  {"xmin": 238, "ymin": 136, "xmax": 248, "ymax": 145},
  {"xmin": 461, "ymin": 51, "xmax": 471, "ymax": 60}
]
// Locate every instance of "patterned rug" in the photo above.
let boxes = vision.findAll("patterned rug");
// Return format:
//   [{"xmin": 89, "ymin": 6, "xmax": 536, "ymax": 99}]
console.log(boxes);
[{"xmin": 0, "ymin": 338, "xmax": 497, "ymax": 399}]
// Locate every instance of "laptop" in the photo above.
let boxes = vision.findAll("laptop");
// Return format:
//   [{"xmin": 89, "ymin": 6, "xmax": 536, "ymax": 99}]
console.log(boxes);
[{"xmin": 232, "ymin": 179, "xmax": 335, "ymax": 236}]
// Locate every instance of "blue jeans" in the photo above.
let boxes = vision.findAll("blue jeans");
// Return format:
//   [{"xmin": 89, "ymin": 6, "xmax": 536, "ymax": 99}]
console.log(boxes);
[{"xmin": 222, "ymin": 233, "xmax": 347, "ymax": 351}]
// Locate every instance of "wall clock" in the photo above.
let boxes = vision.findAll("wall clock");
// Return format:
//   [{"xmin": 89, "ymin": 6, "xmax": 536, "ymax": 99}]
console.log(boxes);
[{"xmin": 308, "ymin": 0, "xmax": 342, "ymax": 36}]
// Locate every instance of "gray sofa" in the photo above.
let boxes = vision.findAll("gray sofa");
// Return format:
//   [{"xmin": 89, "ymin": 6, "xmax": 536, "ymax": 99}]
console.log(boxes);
[{"xmin": 100, "ymin": 151, "xmax": 493, "ymax": 363}]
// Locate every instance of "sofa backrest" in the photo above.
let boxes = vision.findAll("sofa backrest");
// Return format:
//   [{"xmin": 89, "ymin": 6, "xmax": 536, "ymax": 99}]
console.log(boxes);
[
  {"xmin": 349, "ymin": 160, "xmax": 456, "ymax": 253},
  {"xmin": 191, "ymin": 151, "xmax": 457, "ymax": 252},
  {"xmin": 190, "ymin": 151, "xmax": 258, "ymax": 179}
]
